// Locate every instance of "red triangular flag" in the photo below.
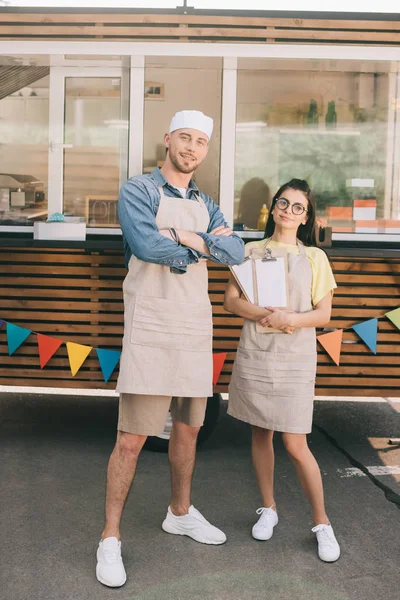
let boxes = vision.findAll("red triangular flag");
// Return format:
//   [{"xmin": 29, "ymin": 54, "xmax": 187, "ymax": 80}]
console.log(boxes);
[
  {"xmin": 212, "ymin": 352, "xmax": 227, "ymax": 385},
  {"xmin": 37, "ymin": 333, "xmax": 63, "ymax": 368},
  {"xmin": 317, "ymin": 330, "xmax": 343, "ymax": 366}
]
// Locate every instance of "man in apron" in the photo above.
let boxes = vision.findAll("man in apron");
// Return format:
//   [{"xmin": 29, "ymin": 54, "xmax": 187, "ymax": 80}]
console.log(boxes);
[{"xmin": 96, "ymin": 110, "xmax": 244, "ymax": 587}]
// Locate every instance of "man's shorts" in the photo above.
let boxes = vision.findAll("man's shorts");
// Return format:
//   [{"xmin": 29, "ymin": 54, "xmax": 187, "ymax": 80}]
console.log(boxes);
[{"xmin": 118, "ymin": 394, "xmax": 208, "ymax": 436}]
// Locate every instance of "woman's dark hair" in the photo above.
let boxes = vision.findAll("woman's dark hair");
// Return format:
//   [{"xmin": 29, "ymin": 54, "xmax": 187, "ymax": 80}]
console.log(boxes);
[{"xmin": 264, "ymin": 178, "xmax": 317, "ymax": 246}]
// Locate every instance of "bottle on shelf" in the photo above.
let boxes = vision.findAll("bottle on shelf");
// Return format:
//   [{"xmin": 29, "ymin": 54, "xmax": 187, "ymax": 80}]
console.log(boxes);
[
  {"xmin": 325, "ymin": 101, "xmax": 337, "ymax": 129},
  {"xmin": 257, "ymin": 204, "xmax": 269, "ymax": 231},
  {"xmin": 307, "ymin": 99, "xmax": 319, "ymax": 127}
]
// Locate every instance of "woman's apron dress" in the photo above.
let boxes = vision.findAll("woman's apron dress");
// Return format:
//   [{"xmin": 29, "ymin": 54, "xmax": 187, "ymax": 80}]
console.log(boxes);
[
  {"xmin": 228, "ymin": 239, "xmax": 317, "ymax": 434},
  {"xmin": 116, "ymin": 187, "xmax": 213, "ymax": 398}
]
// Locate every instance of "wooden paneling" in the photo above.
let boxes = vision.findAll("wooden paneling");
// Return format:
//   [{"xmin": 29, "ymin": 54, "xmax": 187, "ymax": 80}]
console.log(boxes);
[
  {"xmin": 0, "ymin": 12, "xmax": 399, "ymax": 45},
  {"xmin": 0, "ymin": 246, "xmax": 399, "ymax": 396}
]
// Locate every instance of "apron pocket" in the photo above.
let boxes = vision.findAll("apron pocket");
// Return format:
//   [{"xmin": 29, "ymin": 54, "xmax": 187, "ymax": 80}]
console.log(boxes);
[
  {"xmin": 130, "ymin": 295, "xmax": 212, "ymax": 351},
  {"xmin": 235, "ymin": 351, "xmax": 316, "ymax": 383}
]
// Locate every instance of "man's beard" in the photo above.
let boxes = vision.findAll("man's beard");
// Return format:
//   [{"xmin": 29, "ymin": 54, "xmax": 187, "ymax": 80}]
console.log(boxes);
[{"xmin": 169, "ymin": 148, "xmax": 197, "ymax": 174}]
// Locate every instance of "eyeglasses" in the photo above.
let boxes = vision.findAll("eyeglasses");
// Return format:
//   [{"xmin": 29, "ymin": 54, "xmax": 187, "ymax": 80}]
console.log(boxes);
[{"xmin": 275, "ymin": 197, "xmax": 308, "ymax": 216}]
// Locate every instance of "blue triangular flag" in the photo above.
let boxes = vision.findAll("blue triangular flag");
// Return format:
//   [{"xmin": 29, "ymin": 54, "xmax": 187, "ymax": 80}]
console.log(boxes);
[
  {"xmin": 7, "ymin": 323, "xmax": 32, "ymax": 355},
  {"xmin": 0, "ymin": 319, "xmax": 4, "ymax": 329},
  {"xmin": 96, "ymin": 348, "xmax": 121, "ymax": 383},
  {"xmin": 352, "ymin": 318, "xmax": 378, "ymax": 354}
]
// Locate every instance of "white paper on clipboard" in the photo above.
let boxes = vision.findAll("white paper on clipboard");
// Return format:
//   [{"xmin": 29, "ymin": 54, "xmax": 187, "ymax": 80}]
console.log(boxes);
[
  {"xmin": 230, "ymin": 259, "xmax": 255, "ymax": 304},
  {"xmin": 254, "ymin": 257, "xmax": 288, "ymax": 308}
]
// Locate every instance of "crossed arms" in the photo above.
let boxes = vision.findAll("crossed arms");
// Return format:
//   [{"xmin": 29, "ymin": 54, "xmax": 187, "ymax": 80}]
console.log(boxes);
[{"xmin": 118, "ymin": 178, "xmax": 244, "ymax": 273}]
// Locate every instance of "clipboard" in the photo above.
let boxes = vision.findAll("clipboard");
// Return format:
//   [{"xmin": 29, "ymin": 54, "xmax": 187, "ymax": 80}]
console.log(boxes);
[
  {"xmin": 250, "ymin": 244, "xmax": 290, "ymax": 334},
  {"xmin": 230, "ymin": 257, "xmax": 255, "ymax": 304}
]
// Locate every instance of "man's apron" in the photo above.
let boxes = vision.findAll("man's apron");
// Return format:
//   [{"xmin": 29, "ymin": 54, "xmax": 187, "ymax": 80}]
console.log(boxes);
[
  {"xmin": 116, "ymin": 187, "xmax": 213, "ymax": 398},
  {"xmin": 228, "ymin": 239, "xmax": 317, "ymax": 434}
]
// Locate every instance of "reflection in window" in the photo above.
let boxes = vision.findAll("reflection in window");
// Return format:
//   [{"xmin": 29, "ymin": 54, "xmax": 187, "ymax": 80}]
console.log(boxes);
[
  {"xmin": 63, "ymin": 77, "xmax": 126, "ymax": 227},
  {"xmin": 143, "ymin": 57, "xmax": 222, "ymax": 202},
  {"xmin": 235, "ymin": 59, "xmax": 400, "ymax": 235},
  {"xmin": 0, "ymin": 71, "xmax": 49, "ymax": 225}
]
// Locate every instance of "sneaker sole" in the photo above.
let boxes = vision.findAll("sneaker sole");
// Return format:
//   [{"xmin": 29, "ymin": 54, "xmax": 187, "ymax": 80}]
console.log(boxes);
[
  {"xmin": 252, "ymin": 530, "xmax": 275, "ymax": 541},
  {"xmin": 96, "ymin": 565, "xmax": 127, "ymax": 588},
  {"xmin": 161, "ymin": 520, "xmax": 226, "ymax": 545},
  {"xmin": 318, "ymin": 551, "xmax": 341, "ymax": 563}
]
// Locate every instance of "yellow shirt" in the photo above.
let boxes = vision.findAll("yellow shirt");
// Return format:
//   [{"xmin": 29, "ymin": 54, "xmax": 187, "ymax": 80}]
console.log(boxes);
[{"xmin": 245, "ymin": 239, "xmax": 337, "ymax": 307}]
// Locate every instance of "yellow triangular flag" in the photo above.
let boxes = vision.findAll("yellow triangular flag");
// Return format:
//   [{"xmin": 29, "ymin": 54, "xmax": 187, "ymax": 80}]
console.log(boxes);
[
  {"xmin": 66, "ymin": 342, "xmax": 92, "ymax": 376},
  {"xmin": 317, "ymin": 329, "xmax": 343, "ymax": 366},
  {"xmin": 385, "ymin": 307, "xmax": 400, "ymax": 331}
]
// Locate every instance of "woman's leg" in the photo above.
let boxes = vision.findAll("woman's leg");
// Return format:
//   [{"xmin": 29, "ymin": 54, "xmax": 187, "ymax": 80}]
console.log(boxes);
[
  {"xmin": 251, "ymin": 426, "xmax": 276, "ymax": 508},
  {"xmin": 282, "ymin": 432, "xmax": 329, "ymax": 525}
]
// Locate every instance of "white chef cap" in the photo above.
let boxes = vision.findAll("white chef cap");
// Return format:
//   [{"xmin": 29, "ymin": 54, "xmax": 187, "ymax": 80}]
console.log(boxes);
[{"xmin": 169, "ymin": 110, "xmax": 213, "ymax": 140}]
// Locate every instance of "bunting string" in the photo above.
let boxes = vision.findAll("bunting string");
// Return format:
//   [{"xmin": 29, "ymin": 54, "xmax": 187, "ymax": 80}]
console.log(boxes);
[
  {"xmin": 3, "ymin": 308, "xmax": 398, "ymax": 375},
  {"xmin": 316, "ymin": 308, "xmax": 400, "ymax": 365},
  {"xmin": 0, "ymin": 320, "xmax": 228, "ymax": 384}
]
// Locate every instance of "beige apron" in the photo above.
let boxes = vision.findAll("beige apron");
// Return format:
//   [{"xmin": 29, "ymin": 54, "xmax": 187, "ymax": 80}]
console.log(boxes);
[
  {"xmin": 116, "ymin": 186, "xmax": 213, "ymax": 397},
  {"xmin": 228, "ymin": 239, "xmax": 317, "ymax": 434}
]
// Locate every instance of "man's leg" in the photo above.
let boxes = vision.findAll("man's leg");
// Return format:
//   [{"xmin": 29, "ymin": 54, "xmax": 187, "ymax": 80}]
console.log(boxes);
[
  {"xmin": 96, "ymin": 394, "xmax": 171, "ymax": 587},
  {"xmin": 161, "ymin": 397, "xmax": 226, "ymax": 545},
  {"xmin": 168, "ymin": 420, "xmax": 200, "ymax": 516},
  {"xmin": 102, "ymin": 431, "xmax": 147, "ymax": 540}
]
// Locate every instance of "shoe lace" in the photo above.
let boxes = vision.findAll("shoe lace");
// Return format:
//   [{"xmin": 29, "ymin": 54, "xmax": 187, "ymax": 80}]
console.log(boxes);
[
  {"xmin": 312, "ymin": 525, "xmax": 335, "ymax": 548},
  {"xmin": 103, "ymin": 545, "xmax": 120, "ymax": 564},
  {"xmin": 256, "ymin": 506, "xmax": 275, "ymax": 521}
]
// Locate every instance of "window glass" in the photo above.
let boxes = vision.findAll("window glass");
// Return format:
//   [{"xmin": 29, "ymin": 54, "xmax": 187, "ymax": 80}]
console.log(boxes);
[
  {"xmin": 143, "ymin": 56, "xmax": 222, "ymax": 202},
  {"xmin": 63, "ymin": 76, "xmax": 126, "ymax": 227},
  {"xmin": 0, "ymin": 65, "xmax": 49, "ymax": 225},
  {"xmin": 235, "ymin": 58, "xmax": 400, "ymax": 237}
]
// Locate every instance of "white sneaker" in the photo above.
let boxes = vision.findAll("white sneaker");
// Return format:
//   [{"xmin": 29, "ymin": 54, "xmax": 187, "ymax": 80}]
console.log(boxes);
[
  {"xmin": 252, "ymin": 507, "xmax": 278, "ymax": 541},
  {"xmin": 96, "ymin": 537, "xmax": 127, "ymax": 587},
  {"xmin": 312, "ymin": 523, "xmax": 341, "ymax": 562},
  {"xmin": 162, "ymin": 505, "xmax": 226, "ymax": 545}
]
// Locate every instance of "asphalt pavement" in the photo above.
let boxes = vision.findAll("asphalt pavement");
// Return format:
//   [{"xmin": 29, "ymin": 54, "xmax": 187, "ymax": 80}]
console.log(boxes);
[{"xmin": 0, "ymin": 392, "xmax": 399, "ymax": 600}]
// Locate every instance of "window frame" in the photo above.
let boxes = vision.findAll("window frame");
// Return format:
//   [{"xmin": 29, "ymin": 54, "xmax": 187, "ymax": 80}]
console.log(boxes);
[{"xmin": 0, "ymin": 41, "xmax": 399, "ymax": 242}]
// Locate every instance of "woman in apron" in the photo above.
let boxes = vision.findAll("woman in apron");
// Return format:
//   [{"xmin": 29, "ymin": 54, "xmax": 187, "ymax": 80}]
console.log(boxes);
[{"xmin": 225, "ymin": 179, "xmax": 341, "ymax": 562}]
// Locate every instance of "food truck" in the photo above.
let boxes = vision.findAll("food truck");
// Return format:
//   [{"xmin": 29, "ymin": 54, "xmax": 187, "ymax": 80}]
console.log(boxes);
[{"xmin": 0, "ymin": 7, "xmax": 399, "ymax": 450}]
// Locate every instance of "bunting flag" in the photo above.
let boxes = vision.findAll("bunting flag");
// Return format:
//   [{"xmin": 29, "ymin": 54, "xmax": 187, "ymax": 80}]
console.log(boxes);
[
  {"xmin": 37, "ymin": 334, "xmax": 63, "ymax": 369},
  {"xmin": 96, "ymin": 348, "xmax": 121, "ymax": 383},
  {"xmin": 1, "ymin": 304, "xmax": 400, "ymax": 379},
  {"xmin": 212, "ymin": 352, "xmax": 227, "ymax": 386},
  {"xmin": 385, "ymin": 307, "xmax": 400, "ymax": 331},
  {"xmin": 317, "ymin": 329, "xmax": 343, "ymax": 366},
  {"xmin": 66, "ymin": 342, "xmax": 92, "ymax": 377},
  {"xmin": 6, "ymin": 323, "xmax": 31, "ymax": 355},
  {"xmin": 352, "ymin": 318, "xmax": 378, "ymax": 354}
]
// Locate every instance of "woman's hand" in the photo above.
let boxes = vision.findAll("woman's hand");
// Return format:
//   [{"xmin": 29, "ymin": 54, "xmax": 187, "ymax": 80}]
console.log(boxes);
[
  {"xmin": 257, "ymin": 312, "xmax": 295, "ymax": 334},
  {"xmin": 259, "ymin": 307, "xmax": 294, "ymax": 330},
  {"xmin": 281, "ymin": 326, "xmax": 295, "ymax": 335}
]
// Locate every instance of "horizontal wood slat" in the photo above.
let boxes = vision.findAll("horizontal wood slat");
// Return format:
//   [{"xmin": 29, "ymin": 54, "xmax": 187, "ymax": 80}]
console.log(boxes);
[
  {"xmin": 0, "ymin": 12, "xmax": 400, "ymax": 45},
  {"xmin": 1, "ymin": 25, "xmax": 400, "ymax": 44},
  {"xmin": 0, "ymin": 13, "xmax": 398, "ymax": 30},
  {"xmin": 0, "ymin": 13, "xmax": 398, "ymax": 31},
  {"xmin": 0, "ymin": 246, "xmax": 399, "ymax": 396}
]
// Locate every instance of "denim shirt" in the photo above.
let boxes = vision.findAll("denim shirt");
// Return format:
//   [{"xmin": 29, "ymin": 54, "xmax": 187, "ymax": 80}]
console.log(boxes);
[{"xmin": 118, "ymin": 168, "xmax": 244, "ymax": 273}]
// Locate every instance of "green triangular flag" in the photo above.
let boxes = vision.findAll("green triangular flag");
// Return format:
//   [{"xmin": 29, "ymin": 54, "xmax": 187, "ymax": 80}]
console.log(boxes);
[{"xmin": 385, "ymin": 307, "xmax": 400, "ymax": 331}]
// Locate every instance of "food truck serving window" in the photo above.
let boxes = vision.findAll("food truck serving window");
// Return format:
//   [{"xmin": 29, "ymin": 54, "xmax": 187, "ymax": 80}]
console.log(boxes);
[
  {"xmin": 1, "ymin": 53, "xmax": 400, "ymax": 243},
  {"xmin": 0, "ymin": 69, "xmax": 49, "ymax": 226},
  {"xmin": 234, "ymin": 58, "xmax": 400, "ymax": 240}
]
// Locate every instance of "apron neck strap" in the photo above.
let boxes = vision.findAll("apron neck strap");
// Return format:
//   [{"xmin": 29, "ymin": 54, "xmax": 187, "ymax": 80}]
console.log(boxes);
[
  {"xmin": 297, "ymin": 239, "xmax": 306, "ymax": 255},
  {"xmin": 194, "ymin": 192, "xmax": 206, "ymax": 206}
]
